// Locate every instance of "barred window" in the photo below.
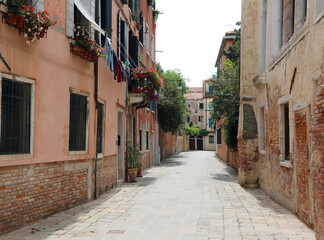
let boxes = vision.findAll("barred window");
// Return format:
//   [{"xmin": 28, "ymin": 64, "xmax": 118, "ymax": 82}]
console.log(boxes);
[
  {"xmin": 146, "ymin": 131, "xmax": 149, "ymax": 150},
  {"xmin": 69, "ymin": 93, "xmax": 88, "ymax": 151},
  {"xmin": 0, "ymin": 79, "xmax": 31, "ymax": 155},
  {"xmin": 96, "ymin": 103, "xmax": 104, "ymax": 154},
  {"xmin": 217, "ymin": 128, "xmax": 222, "ymax": 145}
]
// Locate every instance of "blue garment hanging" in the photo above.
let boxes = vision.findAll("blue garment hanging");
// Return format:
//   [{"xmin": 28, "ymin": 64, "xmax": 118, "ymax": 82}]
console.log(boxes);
[{"xmin": 103, "ymin": 33, "xmax": 114, "ymax": 71}]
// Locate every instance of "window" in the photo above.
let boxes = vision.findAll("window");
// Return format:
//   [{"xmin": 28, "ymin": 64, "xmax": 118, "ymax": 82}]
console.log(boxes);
[
  {"xmin": 129, "ymin": 0, "xmax": 140, "ymax": 13},
  {"xmin": 284, "ymin": 103, "xmax": 290, "ymax": 160},
  {"xmin": 271, "ymin": 0, "xmax": 283, "ymax": 56},
  {"xmin": 30, "ymin": 0, "xmax": 44, "ymax": 12},
  {"xmin": 96, "ymin": 103, "xmax": 104, "ymax": 155},
  {"xmin": 187, "ymin": 116, "xmax": 190, "ymax": 123},
  {"xmin": 316, "ymin": 0, "xmax": 324, "ymax": 19},
  {"xmin": 217, "ymin": 128, "xmax": 222, "ymax": 144},
  {"xmin": 208, "ymin": 102, "xmax": 213, "ymax": 110},
  {"xmin": 139, "ymin": 13, "xmax": 145, "ymax": 45},
  {"xmin": 209, "ymin": 135, "xmax": 214, "ymax": 144},
  {"xmin": 0, "ymin": 78, "xmax": 33, "ymax": 155},
  {"xmin": 208, "ymin": 86, "xmax": 213, "ymax": 94},
  {"xmin": 208, "ymin": 119, "xmax": 214, "ymax": 128},
  {"xmin": 151, "ymin": 34, "xmax": 155, "ymax": 61},
  {"xmin": 146, "ymin": 24, "xmax": 150, "ymax": 55},
  {"xmin": 139, "ymin": 129, "xmax": 142, "ymax": 151},
  {"xmin": 146, "ymin": 131, "xmax": 149, "ymax": 150},
  {"xmin": 278, "ymin": 99, "xmax": 291, "ymax": 162},
  {"xmin": 151, "ymin": 100, "xmax": 156, "ymax": 112},
  {"xmin": 117, "ymin": 11, "xmax": 127, "ymax": 62},
  {"xmin": 198, "ymin": 116, "xmax": 203, "ymax": 122},
  {"xmin": 260, "ymin": 0, "xmax": 267, "ymax": 73},
  {"xmin": 259, "ymin": 107, "xmax": 265, "ymax": 151},
  {"xmin": 69, "ymin": 92, "xmax": 88, "ymax": 152},
  {"xmin": 199, "ymin": 103, "xmax": 203, "ymax": 109},
  {"xmin": 132, "ymin": 117, "xmax": 136, "ymax": 147}
]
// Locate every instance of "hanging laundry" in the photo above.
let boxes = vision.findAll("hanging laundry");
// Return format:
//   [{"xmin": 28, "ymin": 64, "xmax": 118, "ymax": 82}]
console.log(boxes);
[
  {"xmin": 115, "ymin": 56, "xmax": 122, "ymax": 83},
  {"xmin": 103, "ymin": 33, "xmax": 114, "ymax": 71},
  {"xmin": 113, "ymin": 52, "xmax": 118, "ymax": 80}
]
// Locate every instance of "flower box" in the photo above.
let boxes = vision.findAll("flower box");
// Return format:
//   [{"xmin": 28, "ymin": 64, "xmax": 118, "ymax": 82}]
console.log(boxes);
[
  {"xmin": 6, "ymin": 14, "xmax": 18, "ymax": 26},
  {"xmin": 70, "ymin": 44, "xmax": 98, "ymax": 62}
]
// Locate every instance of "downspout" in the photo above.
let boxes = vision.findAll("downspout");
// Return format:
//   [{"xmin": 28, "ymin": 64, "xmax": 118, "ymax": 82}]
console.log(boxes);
[
  {"xmin": 125, "ymin": 78, "xmax": 129, "ymax": 182},
  {"xmin": 94, "ymin": 0, "xmax": 99, "ymax": 200}
]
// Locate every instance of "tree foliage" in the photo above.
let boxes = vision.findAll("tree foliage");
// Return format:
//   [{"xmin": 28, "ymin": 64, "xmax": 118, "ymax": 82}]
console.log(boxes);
[
  {"xmin": 211, "ymin": 22, "xmax": 240, "ymax": 150},
  {"xmin": 157, "ymin": 68, "xmax": 188, "ymax": 133},
  {"xmin": 184, "ymin": 125, "xmax": 208, "ymax": 137}
]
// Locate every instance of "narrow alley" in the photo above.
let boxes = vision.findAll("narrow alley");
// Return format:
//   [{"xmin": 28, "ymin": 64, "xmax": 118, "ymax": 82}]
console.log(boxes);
[{"xmin": 0, "ymin": 152, "xmax": 315, "ymax": 240}]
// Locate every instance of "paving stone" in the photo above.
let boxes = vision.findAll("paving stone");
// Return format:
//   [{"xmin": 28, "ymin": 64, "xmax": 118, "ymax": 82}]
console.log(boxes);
[{"xmin": 0, "ymin": 152, "xmax": 316, "ymax": 240}]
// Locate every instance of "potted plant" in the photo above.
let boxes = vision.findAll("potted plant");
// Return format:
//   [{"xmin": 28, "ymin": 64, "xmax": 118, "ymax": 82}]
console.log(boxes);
[
  {"xmin": 127, "ymin": 144, "xmax": 141, "ymax": 182},
  {"xmin": 137, "ymin": 162, "xmax": 143, "ymax": 177}
]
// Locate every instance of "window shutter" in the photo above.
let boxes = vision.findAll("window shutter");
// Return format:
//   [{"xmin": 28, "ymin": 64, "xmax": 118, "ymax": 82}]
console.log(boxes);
[
  {"xmin": 66, "ymin": 0, "xmax": 74, "ymax": 37},
  {"xmin": 117, "ymin": 11, "xmax": 121, "ymax": 59},
  {"xmin": 124, "ymin": 21, "xmax": 127, "ymax": 61},
  {"xmin": 120, "ymin": 19, "xmax": 126, "ymax": 62},
  {"xmin": 142, "ymin": 18, "xmax": 145, "ymax": 46}
]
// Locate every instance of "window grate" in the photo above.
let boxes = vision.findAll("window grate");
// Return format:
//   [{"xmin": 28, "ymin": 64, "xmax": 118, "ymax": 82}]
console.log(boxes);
[
  {"xmin": 0, "ymin": 78, "xmax": 31, "ymax": 155},
  {"xmin": 69, "ymin": 93, "xmax": 88, "ymax": 151},
  {"xmin": 96, "ymin": 103, "xmax": 104, "ymax": 154}
]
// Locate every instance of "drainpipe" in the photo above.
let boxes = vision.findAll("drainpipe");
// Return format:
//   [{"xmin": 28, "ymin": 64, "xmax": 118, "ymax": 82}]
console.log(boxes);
[{"xmin": 94, "ymin": 0, "xmax": 99, "ymax": 200}]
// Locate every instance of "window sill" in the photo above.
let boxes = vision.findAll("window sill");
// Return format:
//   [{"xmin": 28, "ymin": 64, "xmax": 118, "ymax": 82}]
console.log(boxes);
[
  {"xmin": 69, "ymin": 150, "xmax": 88, "ymax": 156},
  {"xmin": 314, "ymin": 10, "xmax": 324, "ymax": 24},
  {"xmin": 280, "ymin": 161, "xmax": 292, "ymax": 169},
  {"xmin": 0, "ymin": 153, "xmax": 32, "ymax": 161},
  {"xmin": 269, "ymin": 24, "xmax": 308, "ymax": 71},
  {"xmin": 259, "ymin": 149, "xmax": 266, "ymax": 155}
]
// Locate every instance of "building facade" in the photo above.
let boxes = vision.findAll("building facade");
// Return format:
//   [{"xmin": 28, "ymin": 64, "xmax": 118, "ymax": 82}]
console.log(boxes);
[
  {"xmin": 0, "ymin": 0, "xmax": 158, "ymax": 234},
  {"xmin": 214, "ymin": 31, "xmax": 238, "ymax": 170},
  {"xmin": 240, "ymin": 0, "xmax": 324, "ymax": 238},
  {"xmin": 203, "ymin": 80, "xmax": 216, "ymax": 151}
]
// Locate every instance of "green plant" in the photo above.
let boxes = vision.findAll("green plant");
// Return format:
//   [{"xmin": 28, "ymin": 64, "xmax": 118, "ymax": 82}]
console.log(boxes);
[
  {"xmin": 127, "ymin": 144, "xmax": 141, "ymax": 169},
  {"xmin": 7, "ymin": 0, "xmax": 29, "ymax": 15}
]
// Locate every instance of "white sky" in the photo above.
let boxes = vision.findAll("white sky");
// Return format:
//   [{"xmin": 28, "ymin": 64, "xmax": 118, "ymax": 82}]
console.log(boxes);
[{"xmin": 156, "ymin": 0, "xmax": 241, "ymax": 87}]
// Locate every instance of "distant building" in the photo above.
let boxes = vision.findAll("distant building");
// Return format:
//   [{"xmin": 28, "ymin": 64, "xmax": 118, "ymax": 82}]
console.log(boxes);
[
  {"xmin": 203, "ymin": 80, "xmax": 216, "ymax": 151},
  {"xmin": 184, "ymin": 87, "xmax": 204, "ymax": 150}
]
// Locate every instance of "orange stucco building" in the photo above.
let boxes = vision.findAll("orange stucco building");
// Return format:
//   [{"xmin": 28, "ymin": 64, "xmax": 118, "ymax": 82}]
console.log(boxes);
[{"xmin": 0, "ymin": 0, "xmax": 159, "ymax": 234}]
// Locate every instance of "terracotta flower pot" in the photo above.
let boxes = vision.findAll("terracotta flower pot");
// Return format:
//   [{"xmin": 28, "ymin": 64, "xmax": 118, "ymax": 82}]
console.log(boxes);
[
  {"xmin": 16, "ymin": 16, "xmax": 25, "ymax": 29},
  {"xmin": 128, "ymin": 168, "xmax": 138, "ymax": 182},
  {"xmin": 6, "ymin": 14, "xmax": 18, "ymax": 26},
  {"xmin": 137, "ymin": 165, "xmax": 143, "ymax": 177}
]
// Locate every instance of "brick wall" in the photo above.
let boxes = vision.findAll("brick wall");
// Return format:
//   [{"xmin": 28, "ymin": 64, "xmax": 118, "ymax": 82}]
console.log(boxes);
[
  {"xmin": 295, "ymin": 110, "xmax": 311, "ymax": 223},
  {"xmin": 93, "ymin": 155, "xmax": 117, "ymax": 198},
  {"xmin": 0, "ymin": 156, "xmax": 117, "ymax": 235},
  {"xmin": 310, "ymin": 77, "xmax": 324, "ymax": 239},
  {"xmin": 258, "ymin": 88, "xmax": 295, "ymax": 210}
]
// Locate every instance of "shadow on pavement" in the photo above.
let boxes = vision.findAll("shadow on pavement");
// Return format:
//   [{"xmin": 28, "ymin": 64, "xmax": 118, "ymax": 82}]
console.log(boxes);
[{"xmin": 131, "ymin": 177, "xmax": 157, "ymax": 186}]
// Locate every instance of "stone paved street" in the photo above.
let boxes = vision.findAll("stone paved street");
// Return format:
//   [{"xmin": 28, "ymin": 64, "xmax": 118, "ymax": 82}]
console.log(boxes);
[{"xmin": 0, "ymin": 151, "xmax": 316, "ymax": 240}]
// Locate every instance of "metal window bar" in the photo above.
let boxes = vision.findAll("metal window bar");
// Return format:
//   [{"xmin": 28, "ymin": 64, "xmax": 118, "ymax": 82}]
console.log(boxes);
[
  {"xmin": 0, "ymin": 79, "xmax": 31, "ymax": 155},
  {"xmin": 69, "ymin": 93, "xmax": 88, "ymax": 151},
  {"xmin": 96, "ymin": 103, "xmax": 104, "ymax": 154}
]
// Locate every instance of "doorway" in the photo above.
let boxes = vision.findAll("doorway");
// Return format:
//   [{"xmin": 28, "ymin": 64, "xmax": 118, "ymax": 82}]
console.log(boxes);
[{"xmin": 117, "ymin": 110, "xmax": 124, "ymax": 180}]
